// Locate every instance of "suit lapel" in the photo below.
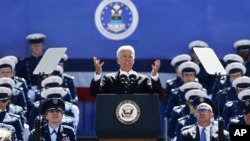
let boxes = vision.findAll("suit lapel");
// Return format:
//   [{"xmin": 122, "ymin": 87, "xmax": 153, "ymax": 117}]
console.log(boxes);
[{"xmin": 195, "ymin": 126, "xmax": 200, "ymax": 141}]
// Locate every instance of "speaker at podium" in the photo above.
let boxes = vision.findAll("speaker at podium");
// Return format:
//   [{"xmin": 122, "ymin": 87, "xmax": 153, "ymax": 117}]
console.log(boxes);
[{"xmin": 94, "ymin": 94, "xmax": 161, "ymax": 141}]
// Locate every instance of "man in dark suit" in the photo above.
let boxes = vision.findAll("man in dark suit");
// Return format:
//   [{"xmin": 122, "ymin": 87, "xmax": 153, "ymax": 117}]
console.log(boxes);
[
  {"xmin": 180, "ymin": 102, "xmax": 229, "ymax": 141},
  {"xmin": 28, "ymin": 98, "xmax": 76, "ymax": 141},
  {"xmin": 90, "ymin": 45, "xmax": 162, "ymax": 96}
]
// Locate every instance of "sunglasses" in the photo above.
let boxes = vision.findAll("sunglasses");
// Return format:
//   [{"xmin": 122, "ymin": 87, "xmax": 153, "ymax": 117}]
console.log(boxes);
[{"xmin": 196, "ymin": 108, "xmax": 212, "ymax": 113}]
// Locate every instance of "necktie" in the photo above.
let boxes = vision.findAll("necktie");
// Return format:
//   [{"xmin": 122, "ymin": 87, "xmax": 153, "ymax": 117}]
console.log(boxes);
[
  {"xmin": 51, "ymin": 130, "xmax": 57, "ymax": 135},
  {"xmin": 200, "ymin": 128, "xmax": 206, "ymax": 141}
]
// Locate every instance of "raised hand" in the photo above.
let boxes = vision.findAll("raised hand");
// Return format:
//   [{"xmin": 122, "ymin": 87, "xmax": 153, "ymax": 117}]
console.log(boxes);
[
  {"xmin": 151, "ymin": 60, "xmax": 161, "ymax": 76},
  {"xmin": 93, "ymin": 56, "xmax": 104, "ymax": 75}
]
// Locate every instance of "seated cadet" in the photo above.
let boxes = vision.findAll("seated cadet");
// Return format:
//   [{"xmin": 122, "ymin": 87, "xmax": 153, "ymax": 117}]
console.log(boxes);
[
  {"xmin": 0, "ymin": 87, "xmax": 23, "ymax": 141},
  {"xmin": 222, "ymin": 76, "xmax": 250, "ymax": 127},
  {"xmin": 0, "ymin": 123, "xmax": 16, "ymax": 141},
  {"xmin": 90, "ymin": 45, "xmax": 162, "ymax": 96},
  {"xmin": 165, "ymin": 61, "xmax": 200, "ymax": 119},
  {"xmin": 33, "ymin": 75, "xmax": 72, "ymax": 103},
  {"xmin": 227, "ymin": 99, "xmax": 250, "ymax": 130},
  {"xmin": 28, "ymin": 98, "xmax": 76, "ymax": 141},
  {"xmin": 211, "ymin": 54, "xmax": 245, "ymax": 96},
  {"xmin": 0, "ymin": 77, "xmax": 27, "ymax": 114},
  {"xmin": 57, "ymin": 54, "xmax": 78, "ymax": 104},
  {"xmin": 29, "ymin": 87, "xmax": 77, "ymax": 131},
  {"xmin": 188, "ymin": 40, "xmax": 213, "ymax": 94},
  {"xmin": 0, "ymin": 57, "xmax": 32, "ymax": 121},
  {"xmin": 214, "ymin": 62, "xmax": 246, "ymax": 116},
  {"xmin": 15, "ymin": 33, "xmax": 46, "ymax": 88},
  {"xmin": 168, "ymin": 89, "xmax": 207, "ymax": 139},
  {"xmin": 233, "ymin": 39, "xmax": 250, "ymax": 76},
  {"xmin": 51, "ymin": 65, "xmax": 78, "ymax": 104},
  {"xmin": 165, "ymin": 54, "xmax": 191, "ymax": 105},
  {"xmin": 176, "ymin": 97, "xmax": 215, "ymax": 141},
  {"xmin": 180, "ymin": 103, "xmax": 229, "ymax": 141}
]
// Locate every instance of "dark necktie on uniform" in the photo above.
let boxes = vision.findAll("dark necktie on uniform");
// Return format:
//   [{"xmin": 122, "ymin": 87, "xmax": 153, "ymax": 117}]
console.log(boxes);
[
  {"xmin": 200, "ymin": 128, "xmax": 206, "ymax": 141},
  {"xmin": 51, "ymin": 130, "xmax": 57, "ymax": 135}
]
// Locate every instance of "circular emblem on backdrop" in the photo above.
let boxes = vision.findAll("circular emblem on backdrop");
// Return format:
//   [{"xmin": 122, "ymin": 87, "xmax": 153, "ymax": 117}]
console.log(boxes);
[
  {"xmin": 95, "ymin": 0, "xmax": 139, "ymax": 40},
  {"xmin": 116, "ymin": 100, "xmax": 140, "ymax": 125}
]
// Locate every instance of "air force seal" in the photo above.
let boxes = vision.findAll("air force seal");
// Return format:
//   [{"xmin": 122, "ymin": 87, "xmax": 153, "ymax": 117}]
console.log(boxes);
[
  {"xmin": 95, "ymin": 0, "xmax": 139, "ymax": 40},
  {"xmin": 116, "ymin": 100, "xmax": 140, "ymax": 125}
]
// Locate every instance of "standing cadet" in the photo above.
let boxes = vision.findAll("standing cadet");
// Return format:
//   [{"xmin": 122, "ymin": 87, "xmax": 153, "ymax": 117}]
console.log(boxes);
[
  {"xmin": 16, "ymin": 33, "xmax": 46, "ymax": 89},
  {"xmin": 28, "ymin": 98, "xmax": 76, "ymax": 141}
]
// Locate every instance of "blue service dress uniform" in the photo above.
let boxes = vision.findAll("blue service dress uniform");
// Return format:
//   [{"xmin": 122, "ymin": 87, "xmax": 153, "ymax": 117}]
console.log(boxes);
[
  {"xmin": 175, "ymin": 114, "xmax": 197, "ymax": 140},
  {"xmin": 167, "ymin": 104, "xmax": 189, "ymax": 138},
  {"xmin": 62, "ymin": 74, "xmax": 78, "ymax": 104},
  {"xmin": 0, "ymin": 111, "xmax": 23, "ymax": 141},
  {"xmin": 165, "ymin": 88, "xmax": 186, "ymax": 119},
  {"xmin": 213, "ymin": 87, "xmax": 237, "ymax": 117},
  {"xmin": 164, "ymin": 77, "xmax": 183, "ymax": 105},
  {"xmin": 226, "ymin": 115, "xmax": 245, "ymax": 130},
  {"xmin": 7, "ymin": 103, "xmax": 25, "ymax": 127},
  {"xmin": 15, "ymin": 55, "xmax": 43, "ymax": 87},
  {"xmin": 222, "ymin": 100, "xmax": 243, "ymax": 128},
  {"xmin": 11, "ymin": 87, "xmax": 27, "ymax": 114},
  {"xmin": 28, "ymin": 124, "xmax": 76, "ymax": 141},
  {"xmin": 28, "ymin": 101, "xmax": 75, "ymax": 130}
]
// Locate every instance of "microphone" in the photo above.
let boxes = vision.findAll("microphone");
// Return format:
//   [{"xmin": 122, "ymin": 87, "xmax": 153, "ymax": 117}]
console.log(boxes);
[
  {"xmin": 129, "ymin": 71, "xmax": 137, "ymax": 85},
  {"xmin": 119, "ymin": 72, "xmax": 128, "ymax": 85}
]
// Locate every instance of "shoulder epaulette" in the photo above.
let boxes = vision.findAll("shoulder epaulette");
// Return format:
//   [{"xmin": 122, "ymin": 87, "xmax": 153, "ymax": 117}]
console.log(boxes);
[
  {"xmin": 9, "ymin": 113, "xmax": 20, "ymax": 118},
  {"xmin": 173, "ymin": 104, "xmax": 185, "ymax": 111},
  {"xmin": 63, "ymin": 74, "xmax": 74, "ymax": 80},
  {"xmin": 218, "ymin": 87, "xmax": 230, "ymax": 94}
]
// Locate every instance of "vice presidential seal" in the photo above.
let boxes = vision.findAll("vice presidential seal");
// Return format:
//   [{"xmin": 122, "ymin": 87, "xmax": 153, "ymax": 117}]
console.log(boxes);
[
  {"xmin": 116, "ymin": 100, "xmax": 140, "ymax": 125},
  {"xmin": 95, "ymin": 0, "xmax": 139, "ymax": 40}
]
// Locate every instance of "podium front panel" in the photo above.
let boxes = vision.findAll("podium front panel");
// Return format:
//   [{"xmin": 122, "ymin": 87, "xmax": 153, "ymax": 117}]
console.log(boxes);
[{"xmin": 95, "ymin": 94, "xmax": 161, "ymax": 138}]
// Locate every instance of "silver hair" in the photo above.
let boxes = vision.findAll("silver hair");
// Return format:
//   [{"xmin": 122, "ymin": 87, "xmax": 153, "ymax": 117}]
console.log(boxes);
[{"xmin": 116, "ymin": 45, "xmax": 135, "ymax": 59}]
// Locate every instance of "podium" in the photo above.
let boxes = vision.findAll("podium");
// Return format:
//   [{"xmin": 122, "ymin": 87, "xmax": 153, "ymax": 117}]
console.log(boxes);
[{"xmin": 95, "ymin": 94, "xmax": 161, "ymax": 141}]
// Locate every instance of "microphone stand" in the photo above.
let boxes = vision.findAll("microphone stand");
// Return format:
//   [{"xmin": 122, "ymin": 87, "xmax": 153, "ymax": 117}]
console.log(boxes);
[
  {"xmin": 35, "ymin": 72, "xmax": 45, "ymax": 141},
  {"xmin": 215, "ymin": 72, "xmax": 226, "ymax": 141}
]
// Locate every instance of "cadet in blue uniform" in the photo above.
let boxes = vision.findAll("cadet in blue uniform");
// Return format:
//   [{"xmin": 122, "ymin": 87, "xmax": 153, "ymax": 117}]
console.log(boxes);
[
  {"xmin": 57, "ymin": 54, "xmax": 78, "ymax": 104},
  {"xmin": 168, "ymin": 89, "xmax": 207, "ymax": 139},
  {"xmin": 35, "ymin": 75, "xmax": 72, "ymax": 103},
  {"xmin": 51, "ymin": 65, "xmax": 77, "ymax": 104},
  {"xmin": 165, "ymin": 61, "xmax": 200, "ymax": 119},
  {"xmin": 233, "ymin": 39, "xmax": 250, "ymax": 77},
  {"xmin": 188, "ymin": 40, "xmax": 214, "ymax": 94},
  {"xmin": 222, "ymin": 76, "xmax": 250, "ymax": 127},
  {"xmin": 0, "ymin": 57, "xmax": 32, "ymax": 121},
  {"xmin": 165, "ymin": 54, "xmax": 191, "ymax": 105},
  {"xmin": 227, "ymin": 99, "xmax": 250, "ymax": 130},
  {"xmin": 15, "ymin": 33, "xmax": 46, "ymax": 88},
  {"xmin": 28, "ymin": 98, "xmax": 76, "ymax": 141},
  {"xmin": 0, "ymin": 77, "xmax": 27, "ymax": 114},
  {"xmin": 214, "ymin": 62, "xmax": 246, "ymax": 116},
  {"xmin": 0, "ymin": 87, "xmax": 23, "ymax": 141},
  {"xmin": 29, "ymin": 87, "xmax": 77, "ymax": 131}
]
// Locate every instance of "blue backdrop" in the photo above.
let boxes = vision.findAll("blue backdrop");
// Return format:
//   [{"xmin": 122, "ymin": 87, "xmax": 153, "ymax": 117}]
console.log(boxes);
[{"xmin": 1, "ymin": 0, "xmax": 250, "ymax": 59}]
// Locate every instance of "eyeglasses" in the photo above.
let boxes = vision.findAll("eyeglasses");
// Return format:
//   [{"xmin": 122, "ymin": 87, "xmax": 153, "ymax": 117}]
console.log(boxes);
[
  {"xmin": 0, "ymin": 99, "xmax": 8, "ymax": 103},
  {"xmin": 196, "ymin": 108, "xmax": 212, "ymax": 113}
]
